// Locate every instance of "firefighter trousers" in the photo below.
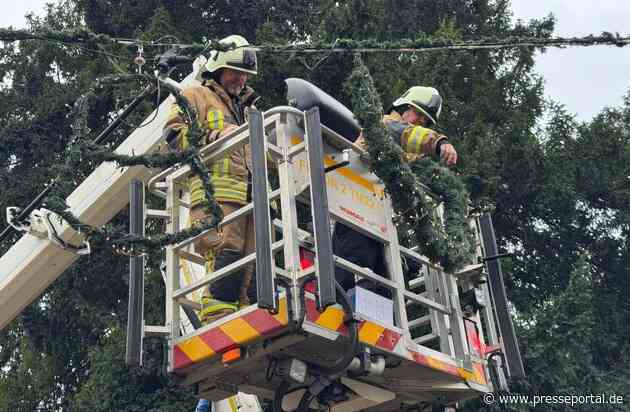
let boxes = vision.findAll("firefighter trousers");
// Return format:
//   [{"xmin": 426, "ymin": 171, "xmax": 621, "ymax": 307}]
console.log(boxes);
[{"xmin": 190, "ymin": 201, "xmax": 255, "ymax": 305}]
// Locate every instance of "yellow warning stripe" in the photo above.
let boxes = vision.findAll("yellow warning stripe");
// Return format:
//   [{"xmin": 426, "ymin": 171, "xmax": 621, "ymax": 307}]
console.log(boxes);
[
  {"xmin": 291, "ymin": 136, "xmax": 381, "ymax": 195},
  {"xmin": 358, "ymin": 321, "xmax": 385, "ymax": 345},
  {"xmin": 174, "ymin": 297, "xmax": 289, "ymax": 370},
  {"xmin": 309, "ymin": 303, "xmax": 392, "ymax": 347},
  {"xmin": 178, "ymin": 336, "xmax": 215, "ymax": 363},
  {"xmin": 220, "ymin": 318, "xmax": 260, "ymax": 344},
  {"xmin": 273, "ymin": 296, "xmax": 289, "ymax": 324},
  {"xmin": 315, "ymin": 306, "xmax": 345, "ymax": 330},
  {"xmin": 305, "ymin": 293, "xmax": 489, "ymax": 386}
]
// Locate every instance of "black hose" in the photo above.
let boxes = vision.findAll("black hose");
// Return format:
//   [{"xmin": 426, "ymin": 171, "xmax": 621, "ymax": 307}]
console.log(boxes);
[
  {"xmin": 272, "ymin": 380, "xmax": 291, "ymax": 412},
  {"xmin": 296, "ymin": 389, "xmax": 317, "ymax": 412},
  {"xmin": 297, "ymin": 275, "xmax": 315, "ymax": 328},
  {"xmin": 310, "ymin": 280, "xmax": 359, "ymax": 376}
]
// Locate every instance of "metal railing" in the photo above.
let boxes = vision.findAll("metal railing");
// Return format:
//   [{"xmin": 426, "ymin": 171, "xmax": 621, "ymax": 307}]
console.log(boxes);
[{"xmin": 139, "ymin": 106, "xmax": 514, "ymax": 380}]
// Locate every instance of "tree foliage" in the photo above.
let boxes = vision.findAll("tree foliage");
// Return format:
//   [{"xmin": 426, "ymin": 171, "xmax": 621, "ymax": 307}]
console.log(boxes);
[{"xmin": 0, "ymin": 1, "xmax": 629, "ymax": 411}]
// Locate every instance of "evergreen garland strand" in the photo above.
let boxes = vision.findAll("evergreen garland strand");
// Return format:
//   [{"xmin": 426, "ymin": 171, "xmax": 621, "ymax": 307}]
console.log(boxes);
[
  {"xmin": 264, "ymin": 32, "xmax": 630, "ymax": 52},
  {"xmin": 0, "ymin": 27, "xmax": 627, "ymax": 53},
  {"xmin": 345, "ymin": 53, "xmax": 474, "ymax": 272},
  {"xmin": 410, "ymin": 158, "xmax": 475, "ymax": 271}
]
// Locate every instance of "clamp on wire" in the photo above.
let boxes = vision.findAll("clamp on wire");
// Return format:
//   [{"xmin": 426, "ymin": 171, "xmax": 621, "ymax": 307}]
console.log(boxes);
[
  {"xmin": 5, "ymin": 207, "xmax": 29, "ymax": 233},
  {"xmin": 42, "ymin": 211, "xmax": 91, "ymax": 255},
  {"xmin": 134, "ymin": 44, "xmax": 146, "ymax": 74}
]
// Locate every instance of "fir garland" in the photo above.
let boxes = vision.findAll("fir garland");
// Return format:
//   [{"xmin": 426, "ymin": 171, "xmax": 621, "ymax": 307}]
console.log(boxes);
[
  {"xmin": 410, "ymin": 158, "xmax": 475, "ymax": 271},
  {"xmin": 345, "ymin": 53, "xmax": 474, "ymax": 272},
  {"xmin": 263, "ymin": 32, "xmax": 630, "ymax": 52},
  {"xmin": 0, "ymin": 27, "xmax": 627, "ymax": 53}
]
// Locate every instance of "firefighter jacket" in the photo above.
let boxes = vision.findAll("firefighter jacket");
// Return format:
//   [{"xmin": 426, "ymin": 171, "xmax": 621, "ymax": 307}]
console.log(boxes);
[
  {"xmin": 164, "ymin": 79, "xmax": 259, "ymax": 206},
  {"xmin": 354, "ymin": 111, "xmax": 448, "ymax": 162}
]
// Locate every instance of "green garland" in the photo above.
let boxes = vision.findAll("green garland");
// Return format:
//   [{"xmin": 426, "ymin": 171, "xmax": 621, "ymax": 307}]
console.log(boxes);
[
  {"xmin": 43, "ymin": 78, "xmax": 224, "ymax": 255},
  {"xmin": 0, "ymin": 27, "xmax": 627, "ymax": 53},
  {"xmin": 0, "ymin": 27, "xmax": 239, "ymax": 52},
  {"xmin": 345, "ymin": 53, "xmax": 474, "ymax": 272},
  {"xmin": 264, "ymin": 32, "xmax": 630, "ymax": 51},
  {"xmin": 410, "ymin": 158, "xmax": 475, "ymax": 271}
]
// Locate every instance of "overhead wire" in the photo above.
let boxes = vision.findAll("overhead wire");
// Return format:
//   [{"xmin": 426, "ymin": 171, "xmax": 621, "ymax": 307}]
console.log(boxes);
[{"xmin": 1, "ymin": 27, "xmax": 629, "ymax": 54}]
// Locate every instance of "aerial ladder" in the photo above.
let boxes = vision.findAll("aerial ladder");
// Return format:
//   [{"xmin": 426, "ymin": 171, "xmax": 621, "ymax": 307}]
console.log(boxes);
[{"xmin": 0, "ymin": 57, "xmax": 524, "ymax": 411}]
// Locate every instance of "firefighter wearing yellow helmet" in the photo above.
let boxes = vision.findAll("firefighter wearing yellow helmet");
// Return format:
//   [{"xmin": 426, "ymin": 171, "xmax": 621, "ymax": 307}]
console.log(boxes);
[
  {"xmin": 334, "ymin": 86, "xmax": 457, "ymax": 295},
  {"xmin": 353, "ymin": 86, "xmax": 457, "ymax": 165},
  {"xmin": 164, "ymin": 35, "xmax": 261, "ymax": 325},
  {"xmin": 386, "ymin": 86, "xmax": 456, "ymax": 164}
]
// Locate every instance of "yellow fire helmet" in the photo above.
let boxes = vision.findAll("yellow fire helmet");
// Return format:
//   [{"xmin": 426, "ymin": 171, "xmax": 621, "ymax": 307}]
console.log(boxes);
[
  {"xmin": 203, "ymin": 34, "xmax": 258, "ymax": 76},
  {"xmin": 392, "ymin": 86, "xmax": 443, "ymax": 126}
]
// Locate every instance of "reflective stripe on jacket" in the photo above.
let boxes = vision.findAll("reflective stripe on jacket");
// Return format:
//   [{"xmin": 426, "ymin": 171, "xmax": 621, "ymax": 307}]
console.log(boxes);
[
  {"xmin": 354, "ymin": 111, "xmax": 447, "ymax": 162},
  {"xmin": 164, "ymin": 80, "xmax": 257, "ymax": 206}
]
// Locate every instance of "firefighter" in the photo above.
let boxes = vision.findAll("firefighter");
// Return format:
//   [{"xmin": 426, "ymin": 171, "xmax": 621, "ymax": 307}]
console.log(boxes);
[
  {"xmin": 164, "ymin": 35, "xmax": 260, "ymax": 324},
  {"xmin": 333, "ymin": 86, "xmax": 457, "ymax": 293}
]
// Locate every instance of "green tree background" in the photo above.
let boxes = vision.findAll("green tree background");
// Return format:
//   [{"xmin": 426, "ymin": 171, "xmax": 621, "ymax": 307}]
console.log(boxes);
[{"xmin": 0, "ymin": 1, "xmax": 628, "ymax": 411}]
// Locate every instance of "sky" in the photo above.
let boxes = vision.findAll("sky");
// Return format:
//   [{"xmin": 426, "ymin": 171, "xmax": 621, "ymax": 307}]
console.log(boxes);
[
  {"xmin": 510, "ymin": 0, "xmax": 630, "ymax": 121},
  {"xmin": 1, "ymin": 1, "xmax": 629, "ymax": 121}
]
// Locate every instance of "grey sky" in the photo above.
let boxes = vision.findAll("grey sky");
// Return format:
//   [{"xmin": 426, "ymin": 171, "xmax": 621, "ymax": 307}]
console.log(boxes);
[
  {"xmin": 1, "ymin": 1, "xmax": 49, "ymax": 28},
  {"xmin": 2, "ymin": 1, "xmax": 629, "ymax": 121},
  {"xmin": 511, "ymin": 0, "xmax": 630, "ymax": 120}
]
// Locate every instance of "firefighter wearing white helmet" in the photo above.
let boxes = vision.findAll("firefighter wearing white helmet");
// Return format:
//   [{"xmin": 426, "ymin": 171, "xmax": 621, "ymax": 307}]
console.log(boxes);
[
  {"xmin": 201, "ymin": 34, "xmax": 258, "ymax": 78},
  {"xmin": 164, "ymin": 34, "xmax": 261, "ymax": 325}
]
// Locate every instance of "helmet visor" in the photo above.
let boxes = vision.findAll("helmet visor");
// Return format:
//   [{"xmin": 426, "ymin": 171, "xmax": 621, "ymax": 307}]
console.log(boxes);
[
  {"xmin": 227, "ymin": 49, "xmax": 257, "ymax": 72},
  {"xmin": 411, "ymin": 93, "xmax": 442, "ymax": 125}
]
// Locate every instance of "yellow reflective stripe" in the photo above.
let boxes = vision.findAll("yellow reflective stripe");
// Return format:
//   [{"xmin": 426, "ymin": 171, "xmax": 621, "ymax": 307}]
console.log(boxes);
[
  {"xmin": 217, "ymin": 111, "xmax": 224, "ymax": 130},
  {"xmin": 176, "ymin": 127, "xmax": 189, "ymax": 150},
  {"xmin": 401, "ymin": 128, "xmax": 413, "ymax": 152},
  {"xmin": 212, "ymin": 176, "xmax": 247, "ymax": 188},
  {"xmin": 189, "ymin": 172, "xmax": 248, "ymax": 205},
  {"xmin": 222, "ymin": 158, "xmax": 229, "ymax": 175},
  {"xmin": 228, "ymin": 396, "xmax": 238, "ymax": 412},
  {"xmin": 213, "ymin": 179, "xmax": 248, "ymax": 201},
  {"xmin": 207, "ymin": 110, "xmax": 225, "ymax": 130},
  {"xmin": 214, "ymin": 192, "xmax": 247, "ymax": 203},
  {"xmin": 407, "ymin": 127, "xmax": 429, "ymax": 154},
  {"xmin": 168, "ymin": 104, "xmax": 183, "ymax": 118},
  {"xmin": 410, "ymin": 127, "xmax": 423, "ymax": 154},
  {"xmin": 214, "ymin": 186, "xmax": 247, "ymax": 195},
  {"xmin": 212, "ymin": 161, "xmax": 222, "ymax": 177},
  {"xmin": 199, "ymin": 303, "xmax": 238, "ymax": 317},
  {"xmin": 188, "ymin": 176, "xmax": 205, "ymax": 206},
  {"xmin": 188, "ymin": 176, "xmax": 204, "ymax": 189},
  {"xmin": 208, "ymin": 110, "xmax": 215, "ymax": 129},
  {"xmin": 208, "ymin": 156, "xmax": 230, "ymax": 177}
]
